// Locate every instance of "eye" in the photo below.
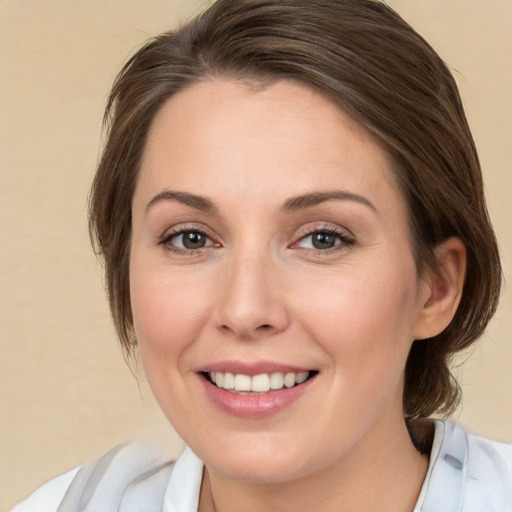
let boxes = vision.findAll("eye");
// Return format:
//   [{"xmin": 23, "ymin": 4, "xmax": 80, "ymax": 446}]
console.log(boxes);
[
  {"xmin": 175, "ymin": 231, "xmax": 210, "ymax": 249},
  {"xmin": 293, "ymin": 227, "xmax": 354, "ymax": 251},
  {"xmin": 160, "ymin": 229, "xmax": 218, "ymax": 252},
  {"xmin": 301, "ymin": 232, "xmax": 339, "ymax": 250}
]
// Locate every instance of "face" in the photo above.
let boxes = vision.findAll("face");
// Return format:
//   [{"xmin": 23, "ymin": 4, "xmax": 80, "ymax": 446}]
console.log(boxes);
[{"xmin": 130, "ymin": 79, "xmax": 429, "ymax": 483}]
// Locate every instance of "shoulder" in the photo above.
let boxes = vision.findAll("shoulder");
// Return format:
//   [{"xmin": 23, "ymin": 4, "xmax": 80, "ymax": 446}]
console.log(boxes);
[
  {"xmin": 10, "ymin": 443, "xmax": 175, "ymax": 512},
  {"xmin": 465, "ymin": 424, "xmax": 512, "ymax": 463},
  {"xmin": 10, "ymin": 467, "xmax": 81, "ymax": 512},
  {"xmin": 443, "ymin": 421, "xmax": 512, "ymax": 477},
  {"xmin": 422, "ymin": 421, "xmax": 512, "ymax": 511},
  {"xmin": 460, "ymin": 423, "xmax": 512, "ymax": 506}
]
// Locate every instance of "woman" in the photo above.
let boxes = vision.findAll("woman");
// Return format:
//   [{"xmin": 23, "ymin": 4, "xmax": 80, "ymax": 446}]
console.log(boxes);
[{"xmin": 11, "ymin": 0, "xmax": 511, "ymax": 510}]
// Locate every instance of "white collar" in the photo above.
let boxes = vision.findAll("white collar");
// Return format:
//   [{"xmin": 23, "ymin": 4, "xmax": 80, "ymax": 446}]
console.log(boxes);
[
  {"xmin": 164, "ymin": 446, "xmax": 204, "ymax": 512},
  {"xmin": 162, "ymin": 421, "xmax": 511, "ymax": 512}
]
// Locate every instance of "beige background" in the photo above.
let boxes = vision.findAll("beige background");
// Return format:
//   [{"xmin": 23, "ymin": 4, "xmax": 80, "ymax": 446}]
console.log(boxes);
[{"xmin": 0, "ymin": 1, "xmax": 511, "ymax": 510}]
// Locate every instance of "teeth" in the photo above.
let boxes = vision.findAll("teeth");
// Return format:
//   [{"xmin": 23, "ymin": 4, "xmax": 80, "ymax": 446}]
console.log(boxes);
[
  {"xmin": 270, "ymin": 372, "xmax": 284, "ymax": 390},
  {"xmin": 284, "ymin": 372, "xmax": 296, "ymax": 388},
  {"xmin": 296, "ymin": 371, "xmax": 309, "ymax": 384},
  {"xmin": 252, "ymin": 374, "xmax": 270, "ymax": 392},
  {"xmin": 234, "ymin": 374, "xmax": 251, "ymax": 391},
  {"xmin": 222, "ymin": 372, "xmax": 235, "ymax": 390},
  {"xmin": 208, "ymin": 371, "xmax": 312, "ymax": 392}
]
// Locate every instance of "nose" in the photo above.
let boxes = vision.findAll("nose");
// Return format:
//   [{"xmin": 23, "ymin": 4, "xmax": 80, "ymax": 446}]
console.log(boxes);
[{"xmin": 213, "ymin": 249, "xmax": 290, "ymax": 340}]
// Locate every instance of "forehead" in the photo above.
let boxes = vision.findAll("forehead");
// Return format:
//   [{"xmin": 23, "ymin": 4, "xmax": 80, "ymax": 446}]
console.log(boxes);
[{"xmin": 136, "ymin": 79, "xmax": 401, "ymax": 213}]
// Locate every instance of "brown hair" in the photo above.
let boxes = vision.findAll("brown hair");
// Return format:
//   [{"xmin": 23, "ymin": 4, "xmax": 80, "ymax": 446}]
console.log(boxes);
[{"xmin": 89, "ymin": 0, "xmax": 502, "ymax": 435}]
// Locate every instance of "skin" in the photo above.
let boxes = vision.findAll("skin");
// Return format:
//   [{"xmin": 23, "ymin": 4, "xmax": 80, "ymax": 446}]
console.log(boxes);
[{"xmin": 129, "ymin": 79, "xmax": 466, "ymax": 512}]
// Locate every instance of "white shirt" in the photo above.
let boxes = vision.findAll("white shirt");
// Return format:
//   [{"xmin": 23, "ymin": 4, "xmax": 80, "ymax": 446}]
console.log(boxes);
[{"xmin": 11, "ymin": 421, "xmax": 512, "ymax": 511}]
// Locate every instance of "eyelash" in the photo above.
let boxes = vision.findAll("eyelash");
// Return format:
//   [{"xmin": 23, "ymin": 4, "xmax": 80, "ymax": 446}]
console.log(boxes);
[
  {"xmin": 158, "ymin": 225, "xmax": 355, "ymax": 255},
  {"xmin": 158, "ymin": 226, "xmax": 219, "ymax": 255},
  {"xmin": 291, "ymin": 225, "xmax": 355, "ymax": 254}
]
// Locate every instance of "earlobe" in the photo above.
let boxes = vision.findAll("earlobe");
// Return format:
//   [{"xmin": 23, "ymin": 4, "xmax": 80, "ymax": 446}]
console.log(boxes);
[{"xmin": 414, "ymin": 237, "xmax": 467, "ymax": 340}]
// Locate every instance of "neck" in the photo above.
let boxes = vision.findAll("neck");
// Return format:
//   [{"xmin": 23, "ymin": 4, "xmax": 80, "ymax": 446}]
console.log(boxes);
[{"xmin": 199, "ymin": 416, "xmax": 430, "ymax": 512}]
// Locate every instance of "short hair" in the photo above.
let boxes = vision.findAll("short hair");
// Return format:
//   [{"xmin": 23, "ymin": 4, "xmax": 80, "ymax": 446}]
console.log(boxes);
[{"xmin": 89, "ymin": 0, "xmax": 502, "ymax": 440}]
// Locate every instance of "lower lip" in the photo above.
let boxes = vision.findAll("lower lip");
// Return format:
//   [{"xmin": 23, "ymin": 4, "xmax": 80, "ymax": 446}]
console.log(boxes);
[{"xmin": 199, "ymin": 375, "xmax": 314, "ymax": 419}]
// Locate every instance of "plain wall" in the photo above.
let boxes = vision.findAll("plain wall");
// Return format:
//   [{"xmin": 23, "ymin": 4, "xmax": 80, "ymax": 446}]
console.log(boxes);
[{"xmin": 0, "ymin": 1, "xmax": 511, "ymax": 509}]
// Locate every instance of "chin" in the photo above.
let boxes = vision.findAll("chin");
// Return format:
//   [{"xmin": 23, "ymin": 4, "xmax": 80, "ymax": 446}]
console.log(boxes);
[
  {"xmin": 197, "ymin": 433, "xmax": 332, "ymax": 484},
  {"xmin": 211, "ymin": 456, "xmax": 310, "ymax": 484}
]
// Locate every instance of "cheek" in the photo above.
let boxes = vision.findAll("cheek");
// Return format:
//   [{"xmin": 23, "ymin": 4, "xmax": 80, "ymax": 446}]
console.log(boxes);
[
  {"xmin": 129, "ymin": 263, "xmax": 217, "ymax": 428},
  {"xmin": 129, "ymin": 262, "xmax": 212, "ymax": 365},
  {"xmin": 296, "ymin": 262, "xmax": 419, "ymax": 376}
]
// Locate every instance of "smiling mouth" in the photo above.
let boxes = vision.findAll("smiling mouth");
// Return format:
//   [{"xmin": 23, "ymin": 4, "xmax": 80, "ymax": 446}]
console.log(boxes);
[{"xmin": 203, "ymin": 371, "xmax": 318, "ymax": 394}]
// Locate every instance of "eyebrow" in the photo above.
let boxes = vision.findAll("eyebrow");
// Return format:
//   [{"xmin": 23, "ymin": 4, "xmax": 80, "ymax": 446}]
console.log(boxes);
[
  {"xmin": 282, "ymin": 190, "xmax": 377, "ymax": 213},
  {"xmin": 145, "ymin": 190, "xmax": 218, "ymax": 214},
  {"xmin": 145, "ymin": 189, "xmax": 377, "ymax": 216}
]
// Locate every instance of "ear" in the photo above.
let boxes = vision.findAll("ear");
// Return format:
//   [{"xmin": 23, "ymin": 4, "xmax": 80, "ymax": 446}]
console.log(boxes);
[{"xmin": 414, "ymin": 237, "xmax": 467, "ymax": 340}]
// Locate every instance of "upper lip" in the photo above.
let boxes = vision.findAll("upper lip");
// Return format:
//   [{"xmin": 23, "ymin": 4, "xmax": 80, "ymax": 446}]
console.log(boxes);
[{"xmin": 197, "ymin": 360, "xmax": 314, "ymax": 376}]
